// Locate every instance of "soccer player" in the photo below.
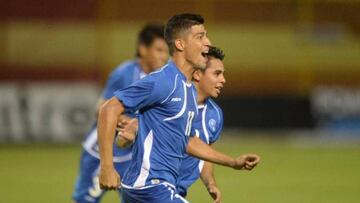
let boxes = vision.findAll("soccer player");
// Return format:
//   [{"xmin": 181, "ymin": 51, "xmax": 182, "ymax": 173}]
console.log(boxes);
[
  {"xmin": 72, "ymin": 23, "xmax": 168, "ymax": 203},
  {"xmin": 98, "ymin": 13, "xmax": 259, "ymax": 203},
  {"xmin": 117, "ymin": 46, "xmax": 258, "ymax": 203},
  {"xmin": 177, "ymin": 46, "xmax": 226, "ymax": 202}
]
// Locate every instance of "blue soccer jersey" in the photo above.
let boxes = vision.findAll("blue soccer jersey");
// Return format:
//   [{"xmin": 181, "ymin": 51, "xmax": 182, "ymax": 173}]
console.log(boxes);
[
  {"xmin": 115, "ymin": 61, "xmax": 198, "ymax": 189},
  {"xmin": 82, "ymin": 60, "xmax": 146, "ymax": 164},
  {"xmin": 177, "ymin": 98, "xmax": 224, "ymax": 197}
]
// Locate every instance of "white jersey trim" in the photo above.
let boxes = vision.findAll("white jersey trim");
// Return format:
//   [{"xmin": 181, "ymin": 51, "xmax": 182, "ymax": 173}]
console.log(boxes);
[
  {"xmin": 198, "ymin": 160, "xmax": 205, "ymax": 172},
  {"xmin": 121, "ymin": 181, "xmax": 175, "ymax": 190},
  {"xmin": 201, "ymin": 104, "xmax": 210, "ymax": 144},
  {"xmin": 82, "ymin": 127, "xmax": 132, "ymax": 163},
  {"xmin": 161, "ymin": 74, "xmax": 178, "ymax": 104},
  {"xmin": 163, "ymin": 81, "xmax": 188, "ymax": 121},
  {"xmin": 191, "ymin": 88, "xmax": 199, "ymax": 114},
  {"xmin": 82, "ymin": 128, "xmax": 98, "ymax": 152},
  {"xmin": 84, "ymin": 146, "xmax": 133, "ymax": 163},
  {"xmin": 133, "ymin": 130, "xmax": 154, "ymax": 188},
  {"xmin": 149, "ymin": 64, "xmax": 168, "ymax": 75}
]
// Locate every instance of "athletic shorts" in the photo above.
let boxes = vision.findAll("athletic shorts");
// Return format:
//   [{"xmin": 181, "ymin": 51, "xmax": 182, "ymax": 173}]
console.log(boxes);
[{"xmin": 121, "ymin": 182, "xmax": 189, "ymax": 203}]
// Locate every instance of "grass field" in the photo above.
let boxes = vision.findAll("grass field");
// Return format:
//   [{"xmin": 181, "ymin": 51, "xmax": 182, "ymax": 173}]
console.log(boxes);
[{"xmin": 1, "ymin": 132, "xmax": 360, "ymax": 203}]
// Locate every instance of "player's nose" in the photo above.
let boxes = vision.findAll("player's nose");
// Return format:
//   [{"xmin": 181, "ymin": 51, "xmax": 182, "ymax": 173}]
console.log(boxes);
[
  {"xmin": 221, "ymin": 74, "xmax": 226, "ymax": 84},
  {"xmin": 204, "ymin": 36, "xmax": 211, "ymax": 46}
]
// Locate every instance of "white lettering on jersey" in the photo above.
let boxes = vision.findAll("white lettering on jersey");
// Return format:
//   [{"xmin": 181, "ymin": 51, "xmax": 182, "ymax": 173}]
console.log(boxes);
[{"xmin": 171, "ymin": 97, "xmax": 182, "ymax": 102}]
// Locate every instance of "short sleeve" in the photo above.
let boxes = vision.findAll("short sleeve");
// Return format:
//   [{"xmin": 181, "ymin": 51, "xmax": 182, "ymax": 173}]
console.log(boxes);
[
  {"xmin": 102, "ymin": 69, "xmax": 126, "ymax": 99},
  {"xmin": 209, "ymin": 108, "xmax": 223, "ymax": 144},
  {"xmin": 114, "ymin": 74, "xmax": 169, "ymax": 113}
]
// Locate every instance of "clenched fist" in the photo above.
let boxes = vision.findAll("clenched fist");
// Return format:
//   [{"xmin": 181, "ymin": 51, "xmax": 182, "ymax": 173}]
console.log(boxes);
[
  {"xmin": 232, "ymin": 154, "xmax": 260, "ymax": 170},
  {"xmin": 99, "ymin": 166, "xmax": 121, "ymax": 190}
]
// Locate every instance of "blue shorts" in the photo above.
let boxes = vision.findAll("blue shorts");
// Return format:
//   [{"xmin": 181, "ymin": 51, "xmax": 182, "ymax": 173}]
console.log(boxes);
[
  {"xmin": 121, "ymin": 183, "xmax": 189, "ymax": 203},
  {"xmin": 72, "ymin": 150, "xmax": 131, "ymax": 203},
  {"xmin": 176, "ymin": 185, "xmax": 188, "ymax": 198}
]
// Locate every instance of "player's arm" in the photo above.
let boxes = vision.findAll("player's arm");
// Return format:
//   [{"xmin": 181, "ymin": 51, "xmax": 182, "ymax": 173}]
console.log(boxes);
[
  {"xmin": 95, "ymin": 97, "xmax": 106, "ymax": 117},
  {"xmin": 97, "ymin": 96, "xmax": 125, "ymax": 190},
  {"xmin": 201, "ymin": 160, "xmax": 221, "ymax": 203},
  {"xmin": 98, "ymin": 96, "xmax": 134, "ymax": 148},
  {"xmin": 186, "ymin": 136, "xmax": 260, "ymax": 170}
]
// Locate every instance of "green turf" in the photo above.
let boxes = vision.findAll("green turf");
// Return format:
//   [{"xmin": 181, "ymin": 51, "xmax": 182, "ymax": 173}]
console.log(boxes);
[{"xmin": 1, "ymin": 134, "xmax": 359, "ymax": 203}]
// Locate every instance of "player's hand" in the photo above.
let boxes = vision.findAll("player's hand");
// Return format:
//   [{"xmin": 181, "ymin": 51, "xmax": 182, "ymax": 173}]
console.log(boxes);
[
  {"xmin": 99, "ymin": 166, "xmax": 121, "ymax": 190},
  {"xmin": 233, "ymin": 154, "xmax": 261, "ymax": 170},
  {"xmin": 207, "ymin": 184, "xmax": 222, "ymax": 203},
  {"xmin": 116, "ymin": 115, "xmax": 131, "ymax": 132},
  {"xmin": 117, "ymin": 118, "xmax": 138, "ymax": 142}
]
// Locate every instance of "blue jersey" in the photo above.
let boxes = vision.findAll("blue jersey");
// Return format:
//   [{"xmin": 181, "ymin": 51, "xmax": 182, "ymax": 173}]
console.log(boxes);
[
  {"xmin": 82, "ymin": 60, "xmax": 146, "ymax": 162},
  {"xmin": 115, "ymin": 61, "xmax": 198, "ymax": 188},
  {"xmin": 177, "ymin": 98, "xmax": 223, "ymax": 196}
]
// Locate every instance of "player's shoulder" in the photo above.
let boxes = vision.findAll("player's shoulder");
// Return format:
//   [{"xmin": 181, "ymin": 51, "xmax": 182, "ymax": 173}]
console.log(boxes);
[
  {"xmin": 147, "ymin": 62, "xmax": 177, "ymax": 87},
  {"xmin": 206, "ymin": 98, "xmax": 223, "ymax": 120},
  {"xmin": 111, "ymin": 60, "xmax": 138, "ymax": 76}
]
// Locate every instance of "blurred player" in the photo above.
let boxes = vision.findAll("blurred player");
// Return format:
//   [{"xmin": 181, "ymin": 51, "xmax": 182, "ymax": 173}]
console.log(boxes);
[
  {"xmin": 72, "ymin": 23, "xmax": 168, "ymax": 203},
  {"xmin": 98, "ymin": 13, "xmax": 260, "ymax": 203}
]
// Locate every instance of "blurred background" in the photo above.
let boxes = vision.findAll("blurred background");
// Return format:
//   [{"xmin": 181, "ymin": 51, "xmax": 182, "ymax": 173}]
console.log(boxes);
[{"xmin": 1, "ymin": 0, "xmax": 359, "ymax": 202}]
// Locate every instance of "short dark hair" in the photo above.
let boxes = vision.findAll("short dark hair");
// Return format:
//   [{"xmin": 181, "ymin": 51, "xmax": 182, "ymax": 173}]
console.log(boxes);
[
  {"xmin": 136, "ymin": 23, "xmax": 165, "ymax": 57},
  {"xmin": 164, "ymin": 13, "xmax": 205, "ymax": 55},
  {"xmin": 207, "ymin": 46, "xmax": 225, "ymax": 61}
]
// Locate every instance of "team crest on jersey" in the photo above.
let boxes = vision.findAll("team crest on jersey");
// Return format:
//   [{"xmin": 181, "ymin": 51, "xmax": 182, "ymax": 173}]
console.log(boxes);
[{"xmin": 209, "ymin": 119, "xmax": 216, "ymax": 132}]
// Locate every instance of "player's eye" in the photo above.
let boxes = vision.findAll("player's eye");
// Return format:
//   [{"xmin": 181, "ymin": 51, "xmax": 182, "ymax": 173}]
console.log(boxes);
[{"xmin": 197, "ymin": 33, "xmax": 204, "ymax": 39}]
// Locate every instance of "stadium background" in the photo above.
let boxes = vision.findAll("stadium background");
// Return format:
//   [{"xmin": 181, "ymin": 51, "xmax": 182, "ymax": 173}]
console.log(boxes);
[{"xmin": 0, "ymin": 0, "xmax": 359, "ymax": 202}]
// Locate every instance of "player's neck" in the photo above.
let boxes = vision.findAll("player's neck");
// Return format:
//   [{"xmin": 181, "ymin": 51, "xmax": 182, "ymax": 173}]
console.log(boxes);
[
  {"xmin": 172, "ymin": 53, "xmax": 195, "ymax": 83},
  {"xmin": 194, "ymin": 83, "xmax": 207, "ymax": 105},
  {"xmin": 138, "ymin": 59, "xmax": 151, "ymax": 74}
]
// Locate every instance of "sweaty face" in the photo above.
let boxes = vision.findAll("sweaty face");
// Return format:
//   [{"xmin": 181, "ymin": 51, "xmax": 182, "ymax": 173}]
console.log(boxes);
[
  {"xmin": 142, "ymin": 38, "xmax": 169, "ymax": 71},
  {"xmin": 197, "ymin": 57, "xmax": 226, "ymax": 98},
  {"xmin": 183, "ymin": 24, "xmax": 211, "ymax": 70}
]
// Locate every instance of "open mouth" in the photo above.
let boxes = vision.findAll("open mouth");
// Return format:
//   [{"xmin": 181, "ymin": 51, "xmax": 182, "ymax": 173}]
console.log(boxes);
[{"xmin": 201, "ymin": 49, "xmax": 209, "ymax": 60}]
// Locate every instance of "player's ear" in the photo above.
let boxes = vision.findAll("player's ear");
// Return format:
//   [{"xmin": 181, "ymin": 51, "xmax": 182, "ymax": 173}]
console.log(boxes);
[
  {"xmin": 174, "ymin": 39, "xmax": 185, "ymax": 52},
  {"xmin": 192, "ymin": 69, "xmax": 202, "ymax": 82},
  {"xmin": 138, "ymin": 44, "xmax": 147, "ymax": 57}
]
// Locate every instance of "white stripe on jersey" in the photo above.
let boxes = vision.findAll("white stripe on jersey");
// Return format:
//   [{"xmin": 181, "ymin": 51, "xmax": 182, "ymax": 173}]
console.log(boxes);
[
  {"xmin": 82, "ymin": 127, "xmax": 132, "ymax": 163},
  {"xmin": 85, "ymin": 146, "xmax": 132, "ymax": 163},
  {"xmin": 201, "ymin": 104, "xmax": 210, "ymax": 144},
  {"xmin": 149, "ymin": 64, "xmax": 168, "ymax": 75},
  {"xmin": 82, "ymin": 128, "xmax": 98, "ymax": 152},
  {"xmin": 198, "ymin": 160, "xmax": 205, "ymax": 172},
  {"xmin": 194, "ymin": 129, "xmax": 200, "ymax": 138},
  {"xmin": 191, "ymin": 88, "xmax": 199, "ymax": 114},
  {"xmin": 163, "ymin": 81, "xmax": 188, "ymax": 121},
  {"xmin": 161, "ymin": 74, "xmax": 178, "ymax": 104},
  {"xmin": 133, "ymin": 130, "xmax": 154, "ymax": 188}
]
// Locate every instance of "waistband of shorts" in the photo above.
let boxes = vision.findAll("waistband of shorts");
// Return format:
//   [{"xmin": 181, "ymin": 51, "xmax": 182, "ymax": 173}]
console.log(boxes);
[{"xmin": 121, "ymin": 180, "xmax": 175, "ymax": 190}]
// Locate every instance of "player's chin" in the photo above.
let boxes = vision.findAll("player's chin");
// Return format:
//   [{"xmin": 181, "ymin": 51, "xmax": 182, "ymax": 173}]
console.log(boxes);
[
  {"xmin": 197, "ymin": 57, "xmax": 207, "ymax": 69},
  {"xmin": 196, "ymin": 62, "xmax": 207, "ymax": 70},
  {"xmin": 211, "ymin": 91, "xmax": 219, "ymax": 98}
]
